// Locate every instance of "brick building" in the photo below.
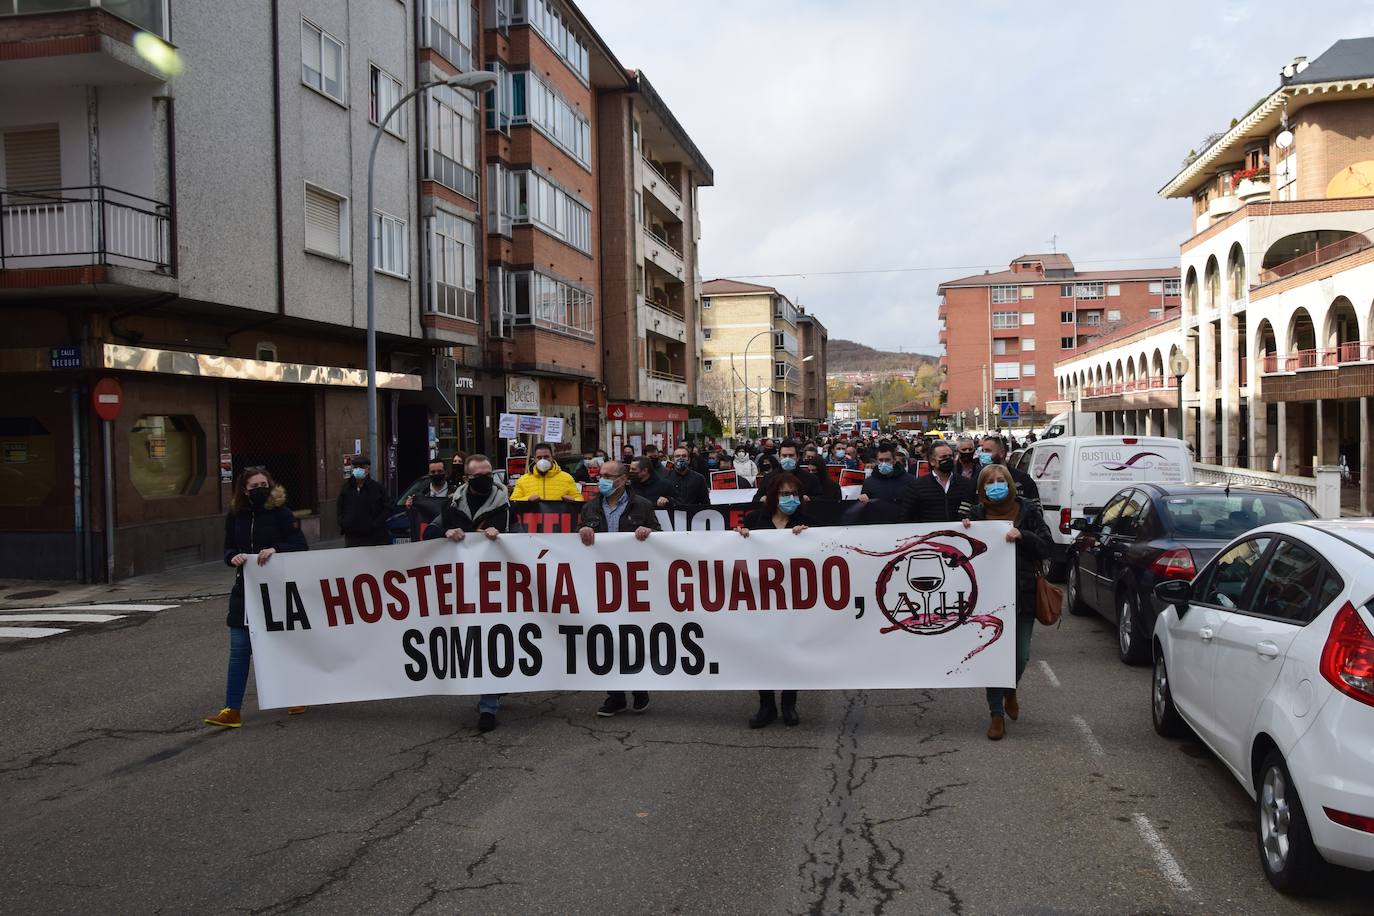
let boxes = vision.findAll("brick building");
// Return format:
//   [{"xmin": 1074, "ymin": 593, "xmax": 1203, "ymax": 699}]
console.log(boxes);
[
  {"xmin": 795, "ymin": 310, "xmax": 829, "ymax": 435},
  {"xmin": 936, "ymin": 253, "xmax": 1180, "ymax": 425}
]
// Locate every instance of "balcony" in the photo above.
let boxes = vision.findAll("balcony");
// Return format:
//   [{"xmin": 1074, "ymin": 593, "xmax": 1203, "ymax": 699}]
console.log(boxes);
[
  {"xmin": 1262, "ymin": 342, "xmax": 1374, "ymax": 374},
  {"xmin": 1207, "ymin": 194, "xmax": 1241, "ymax": 220},
  {"xmin": 642, "ymin": 295, "xmax": 686, "ymax": 343},
  {"xmin": 938, "ymin": 328, "xmax": 947, "ymax": 345},
  {"xmin": 0, "ymin": 1, "xmax": 171, "ymax": 86},
  {"xmin": 1235, "ymin": 177, "xmax": 1270, "ymax": 204},
  {"xmin": 1, "ymin": 185, "xmax": 171, "ymax": 273},
  {"xmin": 641, "ymin": 155, "xmax": 684, "ymax": 220},
  {"xmin": 1258, "ymin": 233, "xmax": 1374, "ymax": 285},
  {"xmin": 641, "ymin": 224, "xmax": 684, "ymax": 280}
]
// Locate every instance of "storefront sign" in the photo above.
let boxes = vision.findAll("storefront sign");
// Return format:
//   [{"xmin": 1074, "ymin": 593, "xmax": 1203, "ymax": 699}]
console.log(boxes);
[
  {"xmin": 243, "ymin": 522, "xmax": 1016, "ymax": 707},
  {"xmin": 498, "ymin": 413, "xmax": 518, "ymax": 439},
  {"xmin": 50, "ymin": 346, "xmax": 81, "ymax": 370},
  {"xmin": 545, "ymin": 416, "xmax": 565, "ymax": 443},
  {"xmin": 506, "ymin": 375, "xmax": 540, "ymax": 413},
  {"xmin": 517, "ymin": 415, "xmax": 543, "ymax": 436},
  {"xmin": 606, "ymin": 403, "xmax": 689, "ymax": 422}
]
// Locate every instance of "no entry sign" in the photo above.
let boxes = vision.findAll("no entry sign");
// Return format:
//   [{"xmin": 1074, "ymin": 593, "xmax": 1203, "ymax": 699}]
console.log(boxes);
[{"xmin": 92, "ymin": 377, "xmax": 124, "ymax": 422}]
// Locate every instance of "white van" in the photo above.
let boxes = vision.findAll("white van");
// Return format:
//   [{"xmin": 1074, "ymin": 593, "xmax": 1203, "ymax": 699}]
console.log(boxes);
[
  {"xmin": 1020, "ymin": 435, "xmax": 1194, "ymax": 574},
  {"xmin": 1041, "ymin": 411, "xmax": 1098, "ymax": 439}
]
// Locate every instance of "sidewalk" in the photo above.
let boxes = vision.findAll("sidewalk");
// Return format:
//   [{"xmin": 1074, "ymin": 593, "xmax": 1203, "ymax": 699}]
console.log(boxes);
[{"xmin": 0, "ymin": 538, "xmax": 345, "ymax": 608}]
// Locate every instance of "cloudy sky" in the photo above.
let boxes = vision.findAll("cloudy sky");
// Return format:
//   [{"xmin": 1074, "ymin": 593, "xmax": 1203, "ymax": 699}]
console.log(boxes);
[{"xmin": 581, "ymin": 0, "xmax": 1374, "ymax": 354}]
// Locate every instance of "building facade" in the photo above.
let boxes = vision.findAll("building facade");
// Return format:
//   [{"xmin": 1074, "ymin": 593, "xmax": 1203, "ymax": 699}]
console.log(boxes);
[
  {"xmin": 1056, "ymin": 37, "xmax": 1374, "ymax": 512},
  {"xmin": 699, "ymin": 279, "xmax": 812, "ymax": 438},
  {"xmin": 937, "ymin": 254, "xmax": 1180, "ymax": 425},
  {"xmin": 795, "ymin": 310, "xmax": 828, "ymax": 436}
]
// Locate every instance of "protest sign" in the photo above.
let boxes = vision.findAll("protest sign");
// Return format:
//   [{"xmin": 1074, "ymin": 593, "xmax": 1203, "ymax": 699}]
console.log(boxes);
[
  {"xmin": 545, "ymin": 416, "xmax": 565, "ymax": 443},
  {"xmin": 839, "ymin": 468, "xmax": 866, "ymax": 488},
  {"xmin": 244, "ymin": 522, "xmax": 1016, "ymax": 707},
  {"xmin": 506, "ymin": 457, "xmax": 527, "ymax": 480},
  {"xmin": 497, "ymin": 413, "xmax": 518, "ymax": 439},
  {"xmin": 517, "ymin": 415, "xmax": 543, "ymax": 436},
  {"xmin": 709, "ymin": 469, "xmax": 738, "ymax": 491},
  {"xmin": 826, "ymin": 464, "xmax": 843, "ymax": 483}
]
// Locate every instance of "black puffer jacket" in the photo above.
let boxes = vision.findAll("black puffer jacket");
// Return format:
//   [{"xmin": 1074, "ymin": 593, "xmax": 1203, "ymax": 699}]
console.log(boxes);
[
  {"xmin": 965, "ymin": 496, "xmax": 1052, "ymax": 611},
  {"xmin": 224, "ymin": 486, "xmax": 308, "ymax": 627}
]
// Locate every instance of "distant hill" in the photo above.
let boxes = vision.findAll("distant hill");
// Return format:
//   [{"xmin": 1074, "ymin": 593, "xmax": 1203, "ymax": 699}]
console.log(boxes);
[{"xmin": 828, "ymin": 339, "xmax": 938, "ymax": 373}]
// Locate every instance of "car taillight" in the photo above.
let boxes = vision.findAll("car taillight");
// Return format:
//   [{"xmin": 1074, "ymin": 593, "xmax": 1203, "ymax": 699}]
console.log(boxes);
[
  {"xmin": 1319, "ymin": 602, "xmax": 1374, "ymax": 708},
  {"xmin": 1323, "ymin": 807, "xmax": 1374, "ymax": 833},
  {"xmin": 1060, "ymin": 507, "xmax": 1072, "ymax": 534},
  {"xmin": 1150, "ymin": 548, "xmax": 1196, "ymax": 580}
]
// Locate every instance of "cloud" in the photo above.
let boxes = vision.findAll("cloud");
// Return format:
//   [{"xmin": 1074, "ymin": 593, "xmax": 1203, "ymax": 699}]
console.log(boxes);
[{"xmin": 579, "ymin": 0, "xmax": 1374, "ymax": 352}]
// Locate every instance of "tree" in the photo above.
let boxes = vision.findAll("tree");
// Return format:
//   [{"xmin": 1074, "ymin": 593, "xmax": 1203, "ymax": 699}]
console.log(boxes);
[
  {"xmin": 826, "ymin": 377, "xmax": 854, "ymax": 413},
  {"xmin": 859, "ymin": 377, "xmax": 922, "ymax": 424},
  {"xmin": 698, "ymin": 369, "xmax": 741, "ymax": 436}
]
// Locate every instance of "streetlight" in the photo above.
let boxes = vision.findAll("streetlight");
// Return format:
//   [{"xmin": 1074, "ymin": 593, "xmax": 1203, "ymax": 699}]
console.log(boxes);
[
  {"xmin": 365, "ymin": 70, "xmax": 498, "ymax": 474},
  {"xmin": 736, "ymin": 329, "xmax": 773, "ymax": 438}
]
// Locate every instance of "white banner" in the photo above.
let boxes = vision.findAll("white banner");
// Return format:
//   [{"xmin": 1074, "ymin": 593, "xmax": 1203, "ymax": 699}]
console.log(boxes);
[{"xmin": 244, "ymin": 523, "xmax": 1017, "ymax": 708}]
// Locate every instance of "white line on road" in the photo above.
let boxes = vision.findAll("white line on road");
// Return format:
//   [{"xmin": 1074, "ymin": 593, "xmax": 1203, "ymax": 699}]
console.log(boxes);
[
  {"xmin": 1071, "ymin": 715, "xmax": 1106, "ymax": 757},
  {"xmin": 1132, "ymin": 813, "xmax": 1192, "ymax": 893},
  {"xmin": 0, "ymin": 627, "xmax": 69, "ymax": 639},
  {"xmin": 0, "ymin": 613, "xmax": 125, "ymax": 623},
  {"xmin": 1038, "ymin": 660, "xmax": 1061, "ymax": 687},
  {"xmin": 0, "ymin": 603, "xmax": 176, "ymax": 613}
]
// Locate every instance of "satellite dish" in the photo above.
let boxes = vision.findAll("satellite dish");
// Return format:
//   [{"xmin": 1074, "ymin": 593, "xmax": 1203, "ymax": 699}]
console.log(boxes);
[{"xmin": 1275, "ymin": 129, "xmax": 1294, "ymax": 150}]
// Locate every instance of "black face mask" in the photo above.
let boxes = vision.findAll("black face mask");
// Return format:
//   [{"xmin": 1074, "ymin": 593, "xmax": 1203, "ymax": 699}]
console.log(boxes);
[
  {"xmin": 937, "ymin": 457, "xmax": 955, "ymax": 473},
  {"xmin": 430, "ymin": 473, "xmax": 447, "ymax": 485},
  {"xmin": 248, "ymin": 487, "xmax": 269, "ymax": 507},
  {"xmin": 468, "ymin": 474, "xmax": 494, "ymax": 496}
]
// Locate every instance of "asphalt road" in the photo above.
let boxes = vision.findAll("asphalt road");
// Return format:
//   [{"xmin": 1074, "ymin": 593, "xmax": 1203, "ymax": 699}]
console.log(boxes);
[{"xmin": 2, "ymin": 596, "xmax": 1372, "ymax": 915}]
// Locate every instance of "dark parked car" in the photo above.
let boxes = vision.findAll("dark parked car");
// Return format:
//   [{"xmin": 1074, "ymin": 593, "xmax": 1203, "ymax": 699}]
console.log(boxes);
[{"xmin": 1066, "ymin": 483, "xmax": 1316, "ymax": 664}]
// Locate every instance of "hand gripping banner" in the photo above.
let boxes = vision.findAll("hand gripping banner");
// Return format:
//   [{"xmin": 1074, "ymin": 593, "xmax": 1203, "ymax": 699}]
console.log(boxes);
[{"xmin": 244, "ymin": 522, "xmax": 1017, "ymax": 708}]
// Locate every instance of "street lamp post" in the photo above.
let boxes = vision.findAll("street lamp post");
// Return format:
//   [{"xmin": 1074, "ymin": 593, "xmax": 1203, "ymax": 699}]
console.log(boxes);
[
  {"xmin": 736, "ymin": 329, "xmax": 773, "ymax": 439},
  {"xmin": 365, "ymin": 70, "xmax": 497, "ymax": 472}
]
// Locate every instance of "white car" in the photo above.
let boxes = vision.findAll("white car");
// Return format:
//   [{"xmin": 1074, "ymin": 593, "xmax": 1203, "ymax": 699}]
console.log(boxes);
[{"xmin": 1151, "ymin": 520, "xmax": 1374, "ymax": 892}]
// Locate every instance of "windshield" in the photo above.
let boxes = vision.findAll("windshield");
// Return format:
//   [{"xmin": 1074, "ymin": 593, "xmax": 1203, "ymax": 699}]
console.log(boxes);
[{"xmin": 1159, "ymin": 492, "xmax": 1315, "ymax": 539}]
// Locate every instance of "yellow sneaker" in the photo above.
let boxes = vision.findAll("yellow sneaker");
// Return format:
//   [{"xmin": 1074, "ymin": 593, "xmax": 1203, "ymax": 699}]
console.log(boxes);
[
  {"xmin": 287, "ymin": 706, "xmax": 306, "ymax": 715},
  {"xmin": 204, "ymin": 707, "xmax": 241, "ymax": 728}
]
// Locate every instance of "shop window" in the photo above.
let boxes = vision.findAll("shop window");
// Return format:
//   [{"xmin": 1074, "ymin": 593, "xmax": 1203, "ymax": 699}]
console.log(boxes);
[
  {"xmin": 129, "ymin": 415, "xmax": 205, "ymax": 499},
  {"xmin": 0, "ymin": 416, "xmax": 56, "ymax": 507}
]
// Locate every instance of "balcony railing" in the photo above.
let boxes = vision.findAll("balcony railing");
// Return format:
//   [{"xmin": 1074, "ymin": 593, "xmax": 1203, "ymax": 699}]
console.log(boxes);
[
  {"xmin": 1259, "ymin": 233, "xmax": 1374, "ymax": 284},
  {"xmin": 647, "ymin": 367, "xmax": 686, "ymax": 383},
  {"xmin": 0, "ymin": 0, "xmax": 167, "ymax": 38},
  {"xmin": 644, "ymin": 296, "xmax": 684, "ymax": 321},
  {"xmin": 1080, "ymin": 378, "xmax": 1176, "ymax": 397},
  {"xmin": 642, "ymin": 156, "xmax": 681, "ymax": 201},
  {"xmin": 644, "ymin": 226, "xmax": 682, "ymax": 260},
  {"xmin": 1, "ymin": 185, "xmax": 171, "ymax": 272},
  {"xmin": 1261, "ymin": 342, "xmax": 1374, "ymax": 373}
]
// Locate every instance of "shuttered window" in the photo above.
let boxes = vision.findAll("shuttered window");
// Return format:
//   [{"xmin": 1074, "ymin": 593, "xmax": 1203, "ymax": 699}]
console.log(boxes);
[
  {"xmin": 304, "ymin": 185, "xmax": 345, "ymax": 257},
  {"xmin": 3, "ymin": 126, "xmax": 61, "ymax": 199}
]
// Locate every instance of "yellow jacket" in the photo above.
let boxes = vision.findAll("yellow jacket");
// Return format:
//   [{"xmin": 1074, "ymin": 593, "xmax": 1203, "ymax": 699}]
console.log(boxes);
[{"xmin": 510, "ymin": 465, "xmax": 583, "ymax": 502}]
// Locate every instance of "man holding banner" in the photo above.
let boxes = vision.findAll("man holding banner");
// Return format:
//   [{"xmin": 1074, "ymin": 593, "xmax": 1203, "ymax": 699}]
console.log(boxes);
[{"xmin": 578, "ymin": 459, "xmax": 661, "ymax": 717}]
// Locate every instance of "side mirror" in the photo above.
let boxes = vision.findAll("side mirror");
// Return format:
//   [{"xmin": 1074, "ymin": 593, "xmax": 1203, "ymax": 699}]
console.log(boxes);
[
  {"xmin": 1070, "ymin": 518, "xmax": 1088, "ymax": 532},
  {"xmin": 1154, "ymin": 579, "xmax": 1192, "ymax": 607}
]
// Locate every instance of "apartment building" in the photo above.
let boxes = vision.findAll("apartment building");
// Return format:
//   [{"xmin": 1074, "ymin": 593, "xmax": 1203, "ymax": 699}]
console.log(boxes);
[
  {"xmin": 937, "ymin": 253, "xmax": 1180, "ymax": 425},
  {"xmin": 595, "ymin": 70, "xmax": 712, "ymax": 453},
  {"xmin": 1056, "ymin": 37, "xmax": 1374, "ymax": 511},
  {"xmin": 699, "ymin": 279, "xmax": 814, "ymax": 438},
  {"xmin": 796, "ymin": 310, "xmax": 829, "ymax": 435}
]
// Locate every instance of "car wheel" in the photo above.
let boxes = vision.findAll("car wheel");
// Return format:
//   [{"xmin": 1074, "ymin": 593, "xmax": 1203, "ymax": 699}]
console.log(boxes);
[
  {"xmin": 1046, "ymin": 558, "xmax": 1068, "ymax": 583},
  {"xmin": 1067, "ymin": 563, "xmax": 1091, "ymax": 616},
  {"xmin": 1151, "ymin": 650, "xmax": 1186, "ymax": 738},
  {"xmin": 1257, "ymin": 750, "xmax": 1328, "ymax": 894},
  {"xmin": 1117, "ymin": 589, "xmax": 1150, "ymax": 666}
]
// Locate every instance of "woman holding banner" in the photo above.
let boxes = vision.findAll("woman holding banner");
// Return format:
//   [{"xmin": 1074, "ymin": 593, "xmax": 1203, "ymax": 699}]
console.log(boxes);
[
  {"xmin": 802, "ymin": 455, "xmax": 842, "ymax": 501},
  {"xmin": 205, "ymin": 468, "xmax": 308, "ymax": 729},
  {"xmin": 736, "ymin": 472, "xmax": 814, "ymax": 729},
  {"xmin": 962, "ymin": 464, "xmax": 1052, "ymax": 741}
]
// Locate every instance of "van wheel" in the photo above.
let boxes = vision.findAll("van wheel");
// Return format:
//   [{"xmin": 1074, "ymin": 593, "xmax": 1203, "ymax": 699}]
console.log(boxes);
[
  {"xmin": 1117, "ymin": 588, "xmax": 1150, "ymax": 665},
  {"xmin": 1257, "ymin": 750, "xmax": 1328, "ymax": 894},
  {"xmin": 1067, "ymin": 563, "xmax": 1091, "ymax": 616}
]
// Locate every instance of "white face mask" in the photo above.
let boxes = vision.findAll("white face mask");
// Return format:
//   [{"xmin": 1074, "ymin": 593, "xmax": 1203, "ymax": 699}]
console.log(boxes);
[{"xmin": 536, "ymin": 458, "xmax": 553, "ymax": 473}]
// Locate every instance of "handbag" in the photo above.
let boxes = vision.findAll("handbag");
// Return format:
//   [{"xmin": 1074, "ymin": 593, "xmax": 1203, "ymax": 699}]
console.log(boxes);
[{"xmin": 1034, "ymin": 573, "xmax": 1063, "ymax": 626}]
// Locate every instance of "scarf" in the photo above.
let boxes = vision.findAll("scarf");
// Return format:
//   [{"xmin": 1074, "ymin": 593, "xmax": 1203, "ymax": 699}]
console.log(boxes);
[{"xmin": 978, "ymin": 472, "xmax": 1020, "ymax": 522}]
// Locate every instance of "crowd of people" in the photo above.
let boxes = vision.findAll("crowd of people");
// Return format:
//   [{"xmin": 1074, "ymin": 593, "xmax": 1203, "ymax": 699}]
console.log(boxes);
[{"xmin": 208, "ymin": 428, "xmax": 1049, "ymax": 743}]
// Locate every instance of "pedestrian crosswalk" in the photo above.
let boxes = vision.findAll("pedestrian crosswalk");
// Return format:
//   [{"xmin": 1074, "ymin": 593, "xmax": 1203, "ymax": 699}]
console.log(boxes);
[{"xmin": 0, "ymin": 604, "xmax": 178, "ymax": 639}]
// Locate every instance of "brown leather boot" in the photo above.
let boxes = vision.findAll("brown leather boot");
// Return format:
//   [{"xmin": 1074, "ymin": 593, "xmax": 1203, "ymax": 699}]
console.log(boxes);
[
  {"xmin": 987, "ymin": 713, "xmax": 1005, "ymax": 741},
  {"xmin": 1004, "ymin": 690, "xmax": 1020, "ymax": 721}
]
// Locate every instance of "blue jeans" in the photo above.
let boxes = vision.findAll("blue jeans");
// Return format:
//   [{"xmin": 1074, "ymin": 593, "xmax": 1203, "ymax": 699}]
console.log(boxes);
[
  {"xmin": 479, "ymin": 694, "xmax": 501, "ymax": 714},
  {"xmin": 986, "ymin": 612, "xmax": 1035, "ymax": 715},
  {"xmin": 225, "ymin": 626, "xmax": 252, "ymax": 710}
]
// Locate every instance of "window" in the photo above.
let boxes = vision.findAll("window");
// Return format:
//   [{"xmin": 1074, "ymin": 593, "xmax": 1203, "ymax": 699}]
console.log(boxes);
[
  {"xmin": 702, "ymin": 327, "xmax": 713, "ymax": 340},
  {"xmin": 505, "ymin": 169, "xmax": 592, "ymax": 253},
  {"xmin": 991, "ymin": 285, "xmax": 1019, "ymax": 304},
  {"xmin": 488, "ymin": 265, "xmax": 514, "ymax": 338},
  {"xmin": 991, "ymin": 311, "xmax": 1019, "ymax": 329},
  {"xmin": 513, "ymin": 0, "xmax": 591, "ymax": 82},
  {"xmin": 428, "ymin": 0, "xmax": 475, "ymax": 70},
  {"xmin": 509, "ymin": 70, "xmax": 591, "ymax": 168},
  {"xmin": 1075, "ymin": 282, "xmax": 1104, "ymax": 299},
  {"xmin": 430, "ymin": 211, "xmax": 476, "ymax": 320},
  {"xmin": 301, "ymin": 20, "xmax": 344, "ymax": 103},
  {"xmin": 255, "ymin": 342, "xmax": 278, "ymax": 361},
  {"xmin": 304, "ymin": 184, "xmax": 347, "ymax": 258},
  {"xmin": 1094, "ymin": 492, "xmax": 1130, "ymax": 535},
  {"xmin": 1164, "ymin": 278, "xmax": 1181, "ymax": 297},
  {"xmin": 1107, "ymin": 283, "xmax": 1121, "ymax": 297},
  {"xmin": 486, "ymin": 163, "xmax": 513, "ymax": 235},
  {"xmin": 1060, "ymin": 310, "xmax": 1073, "ymax": 323},
  {"xmin": 484, "ymin": 60, "xmax": 512, "ymax": 133},
  {"xmin": 2, "ymin": 126, "xmax": 60, "ymax": 200},
  {"xmin": 1082, "ymin": 312, "xmax": 1102, "ymax": 326},
  {"xmin": 1149, "ymin": 307, "xmax": 1164, "ymax": 319},
  {"xmin": 1021, "ymin": 286, "xmax": 1035, "ymax": 300},
  {"xmin": 1020, "ymin": 312, "xmax": 1036, "ymax": 326},
  {"xmin": 128, "ymin": 415, "xmax": 203, "ymax": 500},
  {"xmin": 510, "ymin": 270, "xmax": 594, "ymax": 337},
  {"xmin": 1022, "ymin": 363, "xmax": 1036, "ymax": 377},
  {"xmin": 1022, "ymin": 338, "xmax": 1036, "ymax": 351},
  {"xmin": 371, "ymin": 211, "xmax": 408, "ymax": 277},
  {"xmin": 992, "ymin": 339, "xmax": 1007, "ymax": 356},
  {"xmin": 0, "ymin": 416, "xmax": 55, "ymax": 507},
  {"xmin": 1060, "ymin": 337, "xmax": 1074, "ymax": 349},
  {"xmin": 1196, "ymin": 537, "xmax": 1270, "ymax": 608},
  {"xmin": 1023, "ymin": 390, "xmax": 1036, "ymax": 405},
  {"xmin": 993, "ymin": 363, "xmax": 1020, "ymax": 380},
  {"xmin": 428, "ymin": 85, "xmax": 479, "ymax": 199},
  {"xmin": 1149, "ymin": 281, "xmax": 1163, "ymax": 295},
  {"xmin": 775, "ymin": 361, "xmax": 790, "ymax": 380},
  {"xmin": 1250, "ymin": 540, "xmax": 1340, "ymax": 623},
  {"xmin": 369, "ymin": 65, "xmax": 404, "ymax": 137},
  {"xmin": 994, "ymin": 388, "xmax": 1016, "ymax": 404},
  {"xmin": 703, "ymin": 297, "xmax": 712, "ymax": 309},
  {"xmin": 703, "ymin": 360, "xmax": 713, "ymax": 372},
  {"xmin": 1106, "ymin": 309, "xmax": 1121, "ymax": 322},
  {"xmin": 1060, "ymin": 284, "xmax": 1073, "ymax": 298}
]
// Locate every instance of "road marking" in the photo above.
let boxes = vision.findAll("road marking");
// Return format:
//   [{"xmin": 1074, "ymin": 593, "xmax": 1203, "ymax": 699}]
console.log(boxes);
[
  {"xmin": 1071, "ymin": 715, "xmax": 1105, "ymax": 757},
  {"xmin": 1132, "ymin": 813, "xmax": 1192, "ymax": 893},
  {"xmin": 0, "ymin": 627, "xmax": 69, "ymax": 639},
  {"xmin": 0, "ymin": 603, "xmax": 176, "ymax": 612},
  {"xmin": 1038, "ymin": 660, "xmax": 1061, "ymax": 687},
  {"xmin": 0, "ymin": 613, "xmax": 125, "ymax": 623}
]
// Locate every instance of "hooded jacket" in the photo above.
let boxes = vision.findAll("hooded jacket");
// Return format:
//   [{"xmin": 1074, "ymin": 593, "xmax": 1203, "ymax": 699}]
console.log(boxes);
[
  {"xmin": 423, "ymin": 478, "xmax": 512, "ymax": 538},
  {"xmin": 224, "ymin": 486, "xmax": 308, "ymax": 627},
  {"xmin": 510, "ymin": 462, "xmax": 582, "ymax": 502}
]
